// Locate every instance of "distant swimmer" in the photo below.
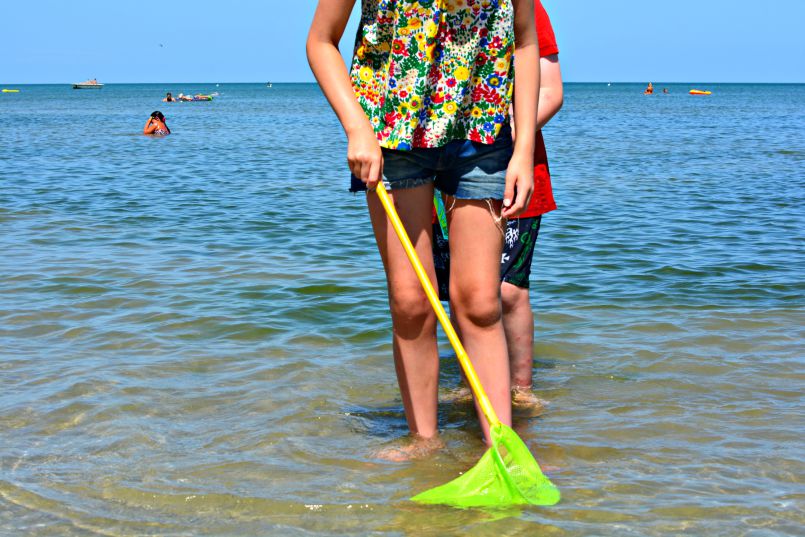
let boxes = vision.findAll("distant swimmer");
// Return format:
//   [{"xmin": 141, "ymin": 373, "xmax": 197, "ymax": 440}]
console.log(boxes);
[
  {"xmin": 663, "ymin": 88, "xmax": 669, "ymax": 94},
  {"xmin": 143, "ymin": 111, "xmax": 170, "ymax": 136},
  {"xmin": 163, "ymin": 92, "xmax": 177, "ymax": 102},
  {"xmin": 644, "ymin": 82, "xmax": 654, "ymax": 95}
]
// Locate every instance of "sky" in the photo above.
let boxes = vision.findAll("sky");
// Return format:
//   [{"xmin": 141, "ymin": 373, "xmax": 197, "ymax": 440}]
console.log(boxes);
[{"xmin": 2, "ymin": 0, "xmax": 804, "ymax": 84}]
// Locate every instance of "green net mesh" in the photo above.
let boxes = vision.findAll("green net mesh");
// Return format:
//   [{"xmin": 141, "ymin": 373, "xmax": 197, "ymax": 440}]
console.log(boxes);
[{"xmin": 411, "ymin": 423, "xmax": 560, "ymax": 508}]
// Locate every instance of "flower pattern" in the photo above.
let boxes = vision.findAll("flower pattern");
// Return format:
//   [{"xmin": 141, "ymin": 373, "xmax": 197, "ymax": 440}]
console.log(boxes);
[{"xmin": 350, "ymin": 0, "xmax": 515, "ymax": 150}]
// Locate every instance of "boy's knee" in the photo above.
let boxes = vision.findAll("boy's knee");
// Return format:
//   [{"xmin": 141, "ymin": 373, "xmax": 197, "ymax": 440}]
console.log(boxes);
[{"xmin": 501, "ymin": 282, "xmax": 529, "ymax": 313}]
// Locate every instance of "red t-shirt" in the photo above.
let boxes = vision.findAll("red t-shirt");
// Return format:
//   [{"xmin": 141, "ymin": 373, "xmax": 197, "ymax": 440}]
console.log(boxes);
[{"xmin": 518, "ymin": 0, "xmax": 559, "ymax": 219}]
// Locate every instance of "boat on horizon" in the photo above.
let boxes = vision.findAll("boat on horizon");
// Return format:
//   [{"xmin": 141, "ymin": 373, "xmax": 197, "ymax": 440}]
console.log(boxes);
[{"xmin": 73, "ymin": 79, "xmax": 104, "ymax": 89}]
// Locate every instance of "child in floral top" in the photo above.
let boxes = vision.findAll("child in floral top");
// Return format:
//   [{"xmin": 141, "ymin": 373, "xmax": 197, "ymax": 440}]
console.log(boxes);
[{"xmin": 308, "ymin": 0, "xmax": 540, "ymax": 456}]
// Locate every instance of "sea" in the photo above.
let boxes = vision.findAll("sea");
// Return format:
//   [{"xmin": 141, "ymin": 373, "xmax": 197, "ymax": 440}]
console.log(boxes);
[{"xmin": 0, "ymin": 83, "xmax": 803, "ymax": 536}]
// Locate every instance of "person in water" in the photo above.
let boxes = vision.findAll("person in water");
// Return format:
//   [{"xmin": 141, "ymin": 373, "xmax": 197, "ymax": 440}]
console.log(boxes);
[
  {"xmin": 163, "ymin": 92, "xmax": 177, "ymax": 102},
  {"xmin": 644, "ymin": 82, "xmax": 654, "ymax": 95},
  {"xmin": 143, "ymin": 111, "xmax": 170, "ymax": 136},
  {"xmin": 308, "ymin": 0, "xmax": 540, "ymax": 457},
  {"xmin": 433, "ymin": 0, "xmax": 563, "ymax": 410}
]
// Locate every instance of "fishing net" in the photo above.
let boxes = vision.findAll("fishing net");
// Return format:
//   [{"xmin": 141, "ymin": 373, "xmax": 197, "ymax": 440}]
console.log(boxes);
[{"xmin": 411, "ymin": 423, "xmax": 560, "ymax": 508}]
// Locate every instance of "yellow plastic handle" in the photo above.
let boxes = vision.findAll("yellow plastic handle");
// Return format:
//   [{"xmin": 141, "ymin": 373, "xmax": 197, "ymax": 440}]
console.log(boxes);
[{"xmin": 373, "ymin": 182, "xmax": 500, "ymax": 428}]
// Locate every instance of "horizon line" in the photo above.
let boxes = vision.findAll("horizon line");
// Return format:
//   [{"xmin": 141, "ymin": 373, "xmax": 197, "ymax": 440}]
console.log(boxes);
[{"xmin": 3, "ymin": 80, "xmax": 805, "ymax": 86}]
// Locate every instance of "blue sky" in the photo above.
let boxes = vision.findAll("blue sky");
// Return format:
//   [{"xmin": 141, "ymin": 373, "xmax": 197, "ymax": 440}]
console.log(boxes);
[{"xmin": 3, "ymin": 0, "xmax": 803, "ymax": 83}]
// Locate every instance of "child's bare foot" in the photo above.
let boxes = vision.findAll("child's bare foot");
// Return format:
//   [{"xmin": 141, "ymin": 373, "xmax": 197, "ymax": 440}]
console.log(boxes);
[
  {"xmin": 373, "ymin": 435, "xmax": 445, "ymax": 462},
  {"xmin": 511, "ymin": 386, "xmax": 547, "ymax": 417}
]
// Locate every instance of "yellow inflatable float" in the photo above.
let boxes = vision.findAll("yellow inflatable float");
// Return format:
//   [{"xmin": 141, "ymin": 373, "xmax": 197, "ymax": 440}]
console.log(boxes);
[
  {"xmin": 2, "ymin": 89, "xmax": 20, "ymax": 93},
  {"xmin": 689, "ymin": 89, "xmax": 712, "ymax": 95}
]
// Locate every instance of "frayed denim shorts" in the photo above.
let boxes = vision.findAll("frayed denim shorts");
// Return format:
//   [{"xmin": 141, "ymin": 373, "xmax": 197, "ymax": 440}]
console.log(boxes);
[{"xmin": 350, "ymin": 125, "xmax": 513, "ymax": 200}]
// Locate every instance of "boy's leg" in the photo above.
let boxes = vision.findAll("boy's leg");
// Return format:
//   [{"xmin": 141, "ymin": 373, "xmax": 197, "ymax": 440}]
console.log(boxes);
[
  {"xmin": 367, "ymin": 184, "xmax": 440, "ymax": 439},
  {"xmin": 447, "ymin": 199, "xmax": 512, "ymax": 442},
  {"xmin": 501, "ymin": 282, "xmax": 534, "ymax": 389},
  {"xmin": 500, "ymin": 216, "xmax": 542, "ymax": 390}
]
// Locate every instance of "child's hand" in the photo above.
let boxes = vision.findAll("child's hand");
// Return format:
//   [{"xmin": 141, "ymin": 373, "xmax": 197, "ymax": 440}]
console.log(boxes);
[
  {"xmin": 501, "ymin": 149, "xmax": 534, "ymax": 219},
  {"xmin": 348, "ymin": 126, "xmax": 384, "ymax": 189}
]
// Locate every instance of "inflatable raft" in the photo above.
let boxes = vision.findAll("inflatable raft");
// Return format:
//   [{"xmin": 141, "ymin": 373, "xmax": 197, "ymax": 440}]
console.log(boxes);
[
  {"xmin": 689, "ymin": 89, "xmax": 712, "ymax": 95},
  {"xmin": 2, "ymin": 89, "xmax": 20, "ymax": 93}
]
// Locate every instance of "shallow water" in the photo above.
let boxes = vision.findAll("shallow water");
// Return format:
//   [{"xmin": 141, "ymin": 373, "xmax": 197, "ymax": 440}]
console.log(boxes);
[{"xmin": 1, "ymin": 83, "xmax": 803, "ymax": 536}]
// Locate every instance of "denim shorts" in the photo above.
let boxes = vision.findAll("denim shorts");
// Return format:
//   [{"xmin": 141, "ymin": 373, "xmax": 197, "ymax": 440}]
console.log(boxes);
[{"xmin": 350, "ymin": 125, "xmax": 513, "ymax": 200}]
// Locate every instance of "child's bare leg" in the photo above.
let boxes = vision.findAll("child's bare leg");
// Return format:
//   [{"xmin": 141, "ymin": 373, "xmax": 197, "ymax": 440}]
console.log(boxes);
[
  {"xmin": 367, "ymin": 184, "xmax": 440, "ymax": 439},
  {"xmin": 501, "ymin": 282, "xmax": 534, "ymax": 389},
  {"xmin": 447, "ymin": 199, "xmax": 512, "ymax": 442}
]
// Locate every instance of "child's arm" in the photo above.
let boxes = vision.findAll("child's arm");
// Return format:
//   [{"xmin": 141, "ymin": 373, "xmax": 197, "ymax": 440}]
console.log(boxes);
[
  {"xmin": 143, "ymin": 118, "xmax": 157, "ymax": 134},
  {"xmin": 503, "ymin": 0, "xmax": 540, "ymax": 219},
  {"xmin": 537, "ymin": 54, "xmax": 563, "ymax": 131},
  {"xmin": 307, "ymin": 0, "xmax": 383, "ymax": 188}
]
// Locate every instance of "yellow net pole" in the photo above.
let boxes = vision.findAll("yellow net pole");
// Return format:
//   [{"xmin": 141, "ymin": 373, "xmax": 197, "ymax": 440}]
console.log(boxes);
[{"xmin": 373, "ymin": 183, "xmax": 500, "ymax": 429}]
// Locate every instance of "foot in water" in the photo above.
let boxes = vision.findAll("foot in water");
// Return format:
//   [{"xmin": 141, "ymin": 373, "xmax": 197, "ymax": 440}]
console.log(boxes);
[
  {"xmin": 512, "ymin": 386, "xmax": 548, "ymax": 417},
  {"xmin": 373, "ymin": 435, "xmax": 445, "ymax": 462}
]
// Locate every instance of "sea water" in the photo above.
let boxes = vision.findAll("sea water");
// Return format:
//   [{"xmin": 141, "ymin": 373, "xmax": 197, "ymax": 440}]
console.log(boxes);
[{"xmin": 0, "ymin": 83, "xmax": 803, "ymax": 536}]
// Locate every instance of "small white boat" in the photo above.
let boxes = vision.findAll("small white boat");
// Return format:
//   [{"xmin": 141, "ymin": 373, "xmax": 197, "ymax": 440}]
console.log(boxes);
[{"xmin": 73, "ymin": 79, "xmax": 104, "ymax": 89}]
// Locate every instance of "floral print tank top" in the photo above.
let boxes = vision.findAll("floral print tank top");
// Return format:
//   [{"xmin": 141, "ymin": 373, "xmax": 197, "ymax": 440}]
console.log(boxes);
[{"xmin": 350, "ymin": 0, "xmax": 515, "ymax": 150}]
